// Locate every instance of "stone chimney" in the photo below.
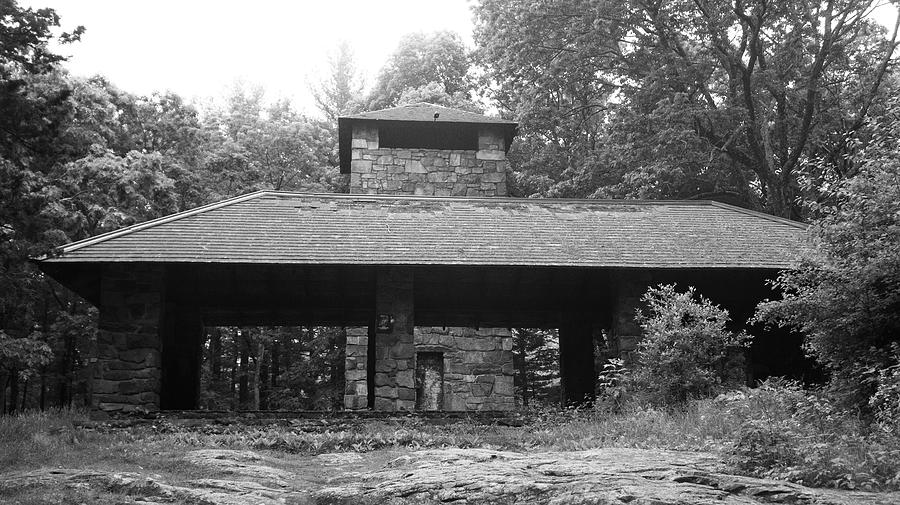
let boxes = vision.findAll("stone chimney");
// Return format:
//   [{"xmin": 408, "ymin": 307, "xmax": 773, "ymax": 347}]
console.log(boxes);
[{"xmin": 338, "ymin": 103, "xmax": 517, "ymax": 197}]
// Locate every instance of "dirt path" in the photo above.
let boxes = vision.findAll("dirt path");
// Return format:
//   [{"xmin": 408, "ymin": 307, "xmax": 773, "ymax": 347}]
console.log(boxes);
[{"xmin": 2, "ymin": 447, "xmax": 897, "ymax": 504}]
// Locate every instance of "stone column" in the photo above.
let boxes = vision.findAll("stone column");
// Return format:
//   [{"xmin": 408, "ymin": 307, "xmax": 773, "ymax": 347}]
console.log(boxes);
[
  {"xmin": 93, "ymin": 264, "xmax": 164, "ymax": 414},
  {"xmin": 559, "ymin": 318, "xmax": 596, "ymax": 407},
  {"xmin": 609, "ymin": 271, "xmax": 653, "ymax": 360},
  {"xmin": 372, "ymin": 267, "xmax": 416, "ymax": 411},
  {"xmin": 343, "ymin": 326, "xmax": 370, "ymax": 410}
]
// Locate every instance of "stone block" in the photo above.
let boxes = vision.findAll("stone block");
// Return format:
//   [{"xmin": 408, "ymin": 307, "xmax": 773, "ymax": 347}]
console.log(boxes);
[
  {"xmin": 351, "ymin": 139, "xmax": 368, "ymax": 149},
  {"xmin": 449, "ymin": 153, "xmax": 461, "ymax": 166},
  {"xmin": 375, "ymin": 385, "xmax": 398, "ymax": 399},
  {"xmin": 396, "ymin": 369, "xmax": 414, "ymax": 389},
  {"xmin": 501, "ymin": 338, "xmax": 513, "ymax": 351},
  {"xmin": 374, "ymin": 373, "xmax": 392, "ymax": 387},
  {"xmin": 390, "ymin": 343, "xmax": 414, "ymax": 360},
  {"xmin": 476, "ymin": 150, "xmax": 505, "ymax": 161},
  {"xmin": 396, "ymin": 399, "xmax": 416, "ymax": 411},
  {"xmin": 404, "ymin": 159, "xmax": 426, "ymax": 173},
  {"xmin": 494, "ymin": 376, "xmax": 514, "ymax": 396},
  {"xmin": 481, "ymin": 172, "xmax": 504, "ymax": 183},
  {"xmin": 475, "ymin": 375, "xmax": 495, "ymax": 383},
  {"xmin": 356, "ymin": 383, "xmax": 368, "ymax": 396},
  {"xmin": 118, "ymin": 379, "xmax": 156, "ymax": 395},
  {"xmin": 346, "ymin": 369, "xmax": 366, "ymax": 382},
  {"xmin": 351, "ymin": 159, "xmax": 373, "ymax": 173},
  {"xmin": 374, "ymin": 397, "xmax": 395, "ymax": 411},
  {"xmin": 344, "ymin": 395, "xmax": 367, "ymax": 410},
  {"xmin": 93, "ymin": 379, "xmax": 119, "ymax": 395},
  {"xmin": 375, "ymin": 358, "xmax": 397, "ymax": 372},
  {"xmin": 398, "ymin": 387, "xmax": 417, "ymax": 401},
  {"xmin": 118, "ymin": 348, "xmax": 158, "ymax": 365}
]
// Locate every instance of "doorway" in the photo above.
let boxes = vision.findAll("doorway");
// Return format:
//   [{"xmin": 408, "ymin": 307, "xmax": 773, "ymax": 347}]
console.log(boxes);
[{"xmin": 415, "ymin": 352, "xmax": 444, "ymax": 411}]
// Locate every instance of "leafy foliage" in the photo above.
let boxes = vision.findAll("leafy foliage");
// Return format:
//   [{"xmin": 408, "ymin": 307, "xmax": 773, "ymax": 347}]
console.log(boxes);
[
  {"xmin": 474, "ymin": 0, "xmax": 900, "ymax": 217},
  {"xmin": 755, "ymin": 96, "xmax": 900, "ymax": 411},
  {"xmin": 366, "ymin": 31, "xmax": 476, "ymax": 110},
  {"xmin": 628, "ymin": 284, "xmax": 751, "ymax": 405},
  {"xmin": 725, "ymin": 378, "xmax": 900, "ymax": 491}
]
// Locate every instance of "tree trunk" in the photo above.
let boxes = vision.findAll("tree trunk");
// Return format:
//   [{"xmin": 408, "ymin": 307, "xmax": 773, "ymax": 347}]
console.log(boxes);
[
  {"xmin": 8, "ymin": 369, "xmax": 19, "ymax": 414},
  {"xmin": 230, "ymin": 333, "xmax": 238, "ymax": 411},
  {"xmin": 514, "ymin": 329, "xmax": 529, "ymax": 407},
  {"xmin": 20, "ymin": 379, "xmax": 29, "ymax": 411},
  {"xmin": 332, "ymin": 327, "xmax": 347, "ymax": 410},
  {"xmin": 210, "ymin": 327, "xmax": 222, "ymax": 380},
  {"xmin": 0, "ymin": 372, "xmax": 8, "ymax": 415},
  {"xmin": 253, "ymin": 340, "xmax": 265, "ymax": 410},
  {"xmin": 39, "ymin": 367, "xmax": 46, "ymax": 411}
]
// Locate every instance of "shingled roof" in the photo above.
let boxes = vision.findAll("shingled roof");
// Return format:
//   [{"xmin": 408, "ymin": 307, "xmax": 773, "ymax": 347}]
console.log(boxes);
[
  {"xmin": 42, "ymin": 192, "xmax": 807, "ymax": 269},
  {"xmin": 340, "ymin": 103, "xmax": 517, "ymax": 124}
]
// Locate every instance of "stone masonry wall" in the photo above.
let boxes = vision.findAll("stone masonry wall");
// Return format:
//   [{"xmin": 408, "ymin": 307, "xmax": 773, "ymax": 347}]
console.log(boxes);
[
  {"xmin": 415, "ymin": 327, "xmax": 515, "ymax": 411},
  {"xmin": 343, "ymin": 326, "xmax": 369, "ymax": 410},
  {"xmin": 372, "ymin": 267, "xmax": 417, "ymax": 411},
  {"xmin": 93, "ymin": 264, "xmax": 164, "ymax": 414},
  {"xmin": 349, "ymin": 124, "xmax": 509, "ymax": 197}
]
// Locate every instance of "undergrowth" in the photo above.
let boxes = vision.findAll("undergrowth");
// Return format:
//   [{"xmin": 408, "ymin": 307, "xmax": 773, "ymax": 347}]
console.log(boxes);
[{"xmin": 2, "ymin": 380, "xmax": 899, "ymax": 492}]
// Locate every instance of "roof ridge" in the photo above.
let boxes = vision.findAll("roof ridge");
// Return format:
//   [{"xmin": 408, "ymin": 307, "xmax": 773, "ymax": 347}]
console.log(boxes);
[
  {"xmin": 259, "ymin": 191, "xmax": 730, "ymax": 207},
  {"xmin": 47, "ymin": 191, "xmax": 271, "ymax": 257},
  {"xmin": 708, "ymin": 201, "xmax": 808, "ymax": 229}
]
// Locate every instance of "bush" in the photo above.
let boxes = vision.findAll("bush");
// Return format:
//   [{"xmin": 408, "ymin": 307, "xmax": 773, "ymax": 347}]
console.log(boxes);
[
  {"xmin": 626, "ymin": 284, "xmax": 751, "ymax": 406},
  {"xmin": 724, "ymin": 379, "xmax": 900, "ymax": 491}
]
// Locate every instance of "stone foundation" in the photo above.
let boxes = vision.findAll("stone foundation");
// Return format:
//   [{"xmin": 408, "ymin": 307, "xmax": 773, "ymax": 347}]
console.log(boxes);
[
  {"xmin": 349, "ymin": 124, "xmax": 509, "ymax": 197},
  {"xmin": 343, "ymin": 326, "xmax": 370, "ymax": 410},
  {"xmin": 93, "ymin": 264, "xmax": 164, "ymax": 413}
]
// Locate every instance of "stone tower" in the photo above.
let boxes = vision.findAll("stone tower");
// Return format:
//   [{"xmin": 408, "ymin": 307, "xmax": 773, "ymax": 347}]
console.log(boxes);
[
  {"xmin": 338, "ymin": 102, "xmax": 517, "ymax": 197},
  {"xmin": 338, "ymin": 103, "xmax": 521, "ymax": 411}
]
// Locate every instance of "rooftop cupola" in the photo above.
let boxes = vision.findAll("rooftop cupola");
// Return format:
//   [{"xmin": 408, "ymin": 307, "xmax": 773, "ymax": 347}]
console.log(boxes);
[{"xmin": 338, "ymin": 103, "xmax": 517, "ymax": 196}]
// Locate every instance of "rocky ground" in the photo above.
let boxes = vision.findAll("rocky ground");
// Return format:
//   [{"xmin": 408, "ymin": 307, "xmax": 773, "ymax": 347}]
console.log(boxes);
[{"xmin": 2, "ymin": 447, "xmax": 898, "ymax": 505}]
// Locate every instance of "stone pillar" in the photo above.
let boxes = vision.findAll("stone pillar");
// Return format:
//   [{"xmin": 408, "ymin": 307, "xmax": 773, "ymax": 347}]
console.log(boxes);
[
  {"xmin": 343, "ymin": 326, "xmax": 370, "ymax": 410},
  {"xmin": 372, "ymin": 267, "xmax": 416, "ymax": 411},
  {"xmin": 609, "ymin": 271, "xmax": 652, "ymax": 360},
  {"xmin": 93, "ymin": 264, "xmax": 164, "ymax": 414},
  {"xmin": 559, "ymin": 318, "xmax": 596, "ymax": 407}
]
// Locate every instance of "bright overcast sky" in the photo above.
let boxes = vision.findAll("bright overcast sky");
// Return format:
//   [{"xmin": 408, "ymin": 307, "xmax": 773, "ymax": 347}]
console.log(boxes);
[
  {"xmin": 19, "ymin": 1, "xmax": 900, "ymax": 116},
  {"xmin": 22, "ymin": 0, "xmax": 477, "ymax": 114}
]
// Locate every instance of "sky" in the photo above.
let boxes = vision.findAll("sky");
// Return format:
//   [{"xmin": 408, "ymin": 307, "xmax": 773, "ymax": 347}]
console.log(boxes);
[
  {"xmin": 21, "ymin": 0, "xmax": 477, "ymax": 114},
  {"xmin": 19, "ymin": 1, "xmax": 900, "ymax": 116}
]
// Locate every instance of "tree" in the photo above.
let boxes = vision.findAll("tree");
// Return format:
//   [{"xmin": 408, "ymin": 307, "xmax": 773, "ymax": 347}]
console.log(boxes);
[
  {"xmin": 367, "ymin": 31, "xmax": 475, "ymax": 110},
  {"xmin": 755, "ymin": 96, "xmax": 900, "ymax": 411},
  {"xmin": 312, "ymin": 41, "xmax": 364, "ymax": 124},
  {"xmin": 201, "ymin": 83, "xmax": 341, "ymax": 199},
  {"xmin": 629, "ymin": 284, "xmax": 751, "ymax": 406},
  {"xmin": 474, "ymin": 0, "xmax": 900, "ymax": 217}
]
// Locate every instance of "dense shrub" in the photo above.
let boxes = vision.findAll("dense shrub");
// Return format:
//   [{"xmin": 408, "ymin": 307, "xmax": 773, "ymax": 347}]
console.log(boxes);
[
  {"xmin": 626, "ymin": 284, "xmax": 751, "ymax": 406},
  {"xmin": 723, "ymin": 379, "xmax": 900, "ymax": 491},
  {"xmin": 755, "ymin": 101, "xmax": 900, "ymax": 412}
]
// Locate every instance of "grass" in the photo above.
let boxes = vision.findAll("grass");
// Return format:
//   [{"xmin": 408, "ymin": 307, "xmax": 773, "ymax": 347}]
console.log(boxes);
[{"xmin": 1, "ymin": 385, "xmax": 899, "ymax": 498}]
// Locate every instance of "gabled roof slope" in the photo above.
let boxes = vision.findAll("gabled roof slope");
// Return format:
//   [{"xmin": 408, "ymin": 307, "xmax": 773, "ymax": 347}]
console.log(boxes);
[
  {"xmin": 42, "ymin": 192, "xmax": 808, "ymax": 269},
  {"xmin": 340, "ymin": 103, "xmax": 517, "ymax": 125}
]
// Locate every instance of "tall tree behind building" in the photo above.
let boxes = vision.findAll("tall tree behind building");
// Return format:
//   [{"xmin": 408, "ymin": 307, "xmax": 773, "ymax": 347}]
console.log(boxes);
[{"xmin": 474, "ymin": 0, "xmax": 900, "ymax": 218}]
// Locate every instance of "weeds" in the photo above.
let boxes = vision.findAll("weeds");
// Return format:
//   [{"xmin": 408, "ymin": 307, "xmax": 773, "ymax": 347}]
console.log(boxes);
[{"xmin": 2, "ymin": 384, "xmax": 899, "ymax": 493}]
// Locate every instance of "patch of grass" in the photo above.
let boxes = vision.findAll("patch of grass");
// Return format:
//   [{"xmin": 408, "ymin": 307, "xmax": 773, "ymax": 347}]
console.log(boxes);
[{"xmin": 3, "ymin": 388, "xmax": 899, "ymax": 493}]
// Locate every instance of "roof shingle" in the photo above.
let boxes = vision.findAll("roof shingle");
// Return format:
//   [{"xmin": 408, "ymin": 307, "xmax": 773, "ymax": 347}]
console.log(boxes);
[{"xmin": 43, "ymin": 192, "xmax": 807, "ymax": 269}]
